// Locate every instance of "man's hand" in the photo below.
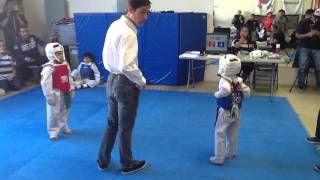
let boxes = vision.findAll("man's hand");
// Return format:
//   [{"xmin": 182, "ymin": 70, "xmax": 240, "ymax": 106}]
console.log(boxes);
[
  {"xmin": 135, "ymin": 84, "xmax": 144, "ymax": 90},
  {"xmin": 7, "ymin": 74, "xmax": 14, "ymax": 81}
]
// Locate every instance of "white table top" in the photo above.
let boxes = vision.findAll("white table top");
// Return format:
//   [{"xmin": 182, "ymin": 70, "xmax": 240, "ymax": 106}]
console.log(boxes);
[{"xmin": 179, "ymin": 51, "xmax": 288, "ymax": 64}]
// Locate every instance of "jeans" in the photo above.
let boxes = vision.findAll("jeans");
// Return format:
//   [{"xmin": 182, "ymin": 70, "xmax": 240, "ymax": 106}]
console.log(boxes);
[
  {"xmin": 98, "ymin": 73, "xmax": 140, "ymax": 168},
  {"xmin": 316, "ymin": 110, "xmax": 320, "ymax": 138},
  {"xmin": 0, "ymin": 77, "xmax": 22, "ymax": 91},
  {"xmin": 298, "ymin": 47, "xmax": 320, "ymax": 88},
  {"xmin": 16, "ymin": 56, "xmax": 46, "ymax": 83}
]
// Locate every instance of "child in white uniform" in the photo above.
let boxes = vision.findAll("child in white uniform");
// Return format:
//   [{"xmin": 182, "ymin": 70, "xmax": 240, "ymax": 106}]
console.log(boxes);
[
  {"xmin": 210, "ymin": 54, "xmax": 250, "ymax": 165},
  {"xmin": 40, "ymin": 43, "xmax": 74, "ymax": 140}
]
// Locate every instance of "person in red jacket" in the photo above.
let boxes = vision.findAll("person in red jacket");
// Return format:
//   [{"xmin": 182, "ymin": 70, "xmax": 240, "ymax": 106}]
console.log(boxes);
[{"xmin": 261, "ymin": 12, "xmax": 273, "ymax": 32}]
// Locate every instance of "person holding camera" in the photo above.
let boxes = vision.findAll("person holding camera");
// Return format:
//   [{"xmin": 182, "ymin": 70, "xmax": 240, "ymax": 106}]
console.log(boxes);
[
  {"xmin": 0, "ymin": 0, "xmax": 28, "ymax": 53},
  {"xmin": 295, "ymin": 9, "xmax": 320, "ymax": 91}
]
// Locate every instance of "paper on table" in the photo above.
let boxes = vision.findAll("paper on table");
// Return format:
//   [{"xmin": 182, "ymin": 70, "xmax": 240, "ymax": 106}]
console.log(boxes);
[
  {"xmin": 190, "ymin": 51, "xmax": 200, "ymax": 54},
  {"xmin": 179, "ymin": 53, "xmax": 199, "ymax": 58}
]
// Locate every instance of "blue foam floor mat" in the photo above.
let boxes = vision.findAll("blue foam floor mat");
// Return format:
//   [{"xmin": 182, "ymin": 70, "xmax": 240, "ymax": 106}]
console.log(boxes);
[{"xmin": 0, "ymin": 87, "xmax": 319, "ymax": 180}]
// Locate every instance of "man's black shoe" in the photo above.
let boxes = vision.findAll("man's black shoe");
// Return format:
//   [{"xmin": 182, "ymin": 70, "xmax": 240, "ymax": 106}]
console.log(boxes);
[
  {"xmin": 314, "ymin": 164, "xmax": 320, "ymax": 173},
  {"xmin": 306, "ymin": 137, "xmax": 320, "ymax": 144},
  {"xmin": 121, "ymin": 160, "xmax": 147, "ymax": 175},
  {"xmin": 97, "ymin": 160, "xmax": 108, "ymax": 171},
  {"xmin": 298, "ymin": 83, "xmax": 305, "ymax": 90}
]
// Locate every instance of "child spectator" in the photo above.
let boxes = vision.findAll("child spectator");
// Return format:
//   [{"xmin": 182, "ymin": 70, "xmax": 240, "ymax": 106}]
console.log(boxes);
[
  {"xmin": 256, "ymin": 23, "xmax": 267, "ymax": 42},
  {"xmin": 269, "ymin": 24, "xmax": 286, "ymax": 50},
  {"xmin": 14, "ymin": 26, "xmax": 46, "ymax": 84},
  {"xmin": 71, "ymin": 52, "xmax": 100, "ymax": 89},
  {"xmin": 40, "ymin": 42, "xmax": 74, "ymax": 141},
  {"xmin": 209, "ymin": 54, "xmax": 250, "ymax": 165},
  {"xmin": 0, "ymin": 40, "xmax": 21, "ymax": 95}
]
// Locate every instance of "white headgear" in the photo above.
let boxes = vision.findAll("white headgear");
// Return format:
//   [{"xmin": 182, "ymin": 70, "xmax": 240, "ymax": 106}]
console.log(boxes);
[
  {"xmin": 315, "ymin": 8, "xmax": 320, "ymax": 17},
  {"xmin": 218, "ymin": 54, "xmax": 241, "ymax": 76},
  {"xmin": 45, "ymin": 43, "xmax": 65, "ymax": 62}
]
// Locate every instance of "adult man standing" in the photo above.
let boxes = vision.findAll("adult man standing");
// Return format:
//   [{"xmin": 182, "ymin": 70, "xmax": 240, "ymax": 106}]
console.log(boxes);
[
  {"xmin": 295, "ymin": 9, "xmax": 320, "ymax": 90},
  {"xmin": 273, "ymin": 9, "xmax": 288, "ymax": 36},
  {"xmin": 232, "ymin": 10, "xmax": 245, "ymax": 31},
  {"xmin": 97, "ymin": 0, "xmax": 151, "ymax": 175},
  {"xmin": 0, "ymin": 0, "xmax": 28, "ymax": 52}
]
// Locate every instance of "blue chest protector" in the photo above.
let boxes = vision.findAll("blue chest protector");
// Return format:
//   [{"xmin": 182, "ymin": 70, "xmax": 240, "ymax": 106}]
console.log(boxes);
[
  {"xmin": 217, "ymin": 81, "xmax": 243, "ymax": 111},
  {"xmin": 79, "ymin": 64, "xmax": 95, "ymax": 80}
]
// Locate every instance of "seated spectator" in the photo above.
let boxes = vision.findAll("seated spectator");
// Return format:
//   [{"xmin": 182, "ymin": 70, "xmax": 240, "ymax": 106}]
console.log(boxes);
[
  {"xmin": 261, "ymin": 12, "xmax": 273, "ymax": 33},
  {"xmin": 0, "ymin": 40, "xmax": 21, "ymax": 95},
  {"xmin": 14, "ymin": 25, "xmax": 47, "ymax": 84},
  {"xmin": 71, "ymin": 52, "xmax": 100, "ymax": 89},
  {"xmin": 230, "ymin": 25, "xmax": 256, "ymax": 82},
  {"xmin": 256, "ymin": 23, "xmax": 267, "ymax": 42},
  {"xmin": 269, "ymin": 24, "xmax": 286, "ymax": 50},
  {"xmin": 246, "ymin": 13, "xmax": 259, "ymax": 41},
  {"xmin": 246, "ymin": 13, "xmax": 259, "ymax": 31}
]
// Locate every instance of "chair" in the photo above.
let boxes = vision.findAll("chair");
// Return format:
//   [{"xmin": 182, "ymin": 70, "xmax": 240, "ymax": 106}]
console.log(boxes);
[{"xmin": 252, "ymin": 63, "xmax": 278, "ymax": 90}]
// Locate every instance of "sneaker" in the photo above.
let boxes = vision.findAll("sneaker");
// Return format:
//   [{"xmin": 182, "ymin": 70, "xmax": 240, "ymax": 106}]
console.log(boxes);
[
  {"xmin": 314, "ymin": 164, "xmax": 320, "ymax": 173},
  {"xmin": 96, "ymin": 160, "xmax": 108, "ymax": 171},
  {"xmin": 298, "ymin": 83, "xmax": 305, "ymax": 90},
  {"xmin": 209, "ymin": 156, "xmax": 224, "ymax": 166},
  {"xmin": 306, "ymin": 137, "xmax": 320, "ymax": 144},
  {"xmin": 121, "ymin": 160, "xmax": 147, "ymax": 175}
]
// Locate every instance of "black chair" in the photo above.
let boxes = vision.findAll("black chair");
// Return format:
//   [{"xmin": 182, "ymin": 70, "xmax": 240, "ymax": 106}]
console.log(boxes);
[{"xmin": 252, "ymin": 63, "xmax": 279, "ymax": 91}]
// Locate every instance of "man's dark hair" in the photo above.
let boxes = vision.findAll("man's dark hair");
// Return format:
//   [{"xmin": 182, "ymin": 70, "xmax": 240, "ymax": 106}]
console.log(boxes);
[
  {"xmin": 306, "ymin": 9, "xmax": 315, "ymax": 15},
  {"xmin": 83, "ymin": 52, "xmax": 95, "ymax": 62},
  {"xmin": 128, "ymin": 0, "xmax": 151, "ymax": 10},
  {"xmin": 279, "ymin": 9, "xmax": 285, "ymax": 14},
  {"xmin": 19, "ymin": 25, "xmax": 28, "ymax": 31}
]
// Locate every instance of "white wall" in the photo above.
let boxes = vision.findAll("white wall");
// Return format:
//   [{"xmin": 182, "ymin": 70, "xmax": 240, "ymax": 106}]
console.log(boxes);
[
  {"xmin": 67, "ymin": 0, "xmax": 117, "ymax": 16},
  {"xmin": 23, "ymin": 0, "xmax": 46, "ymax": 39}
]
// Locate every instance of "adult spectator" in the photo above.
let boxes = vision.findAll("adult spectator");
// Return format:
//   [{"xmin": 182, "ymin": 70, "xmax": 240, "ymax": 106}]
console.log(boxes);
[
  {"xmin": 14, "ymin": 26, "xmax": 46, "ymax": 83},
  {"xmin": 230, "ymin": 25, "xmax": 256, "ymax": 82},
  {"xmin": 246, "ymin": 13, "xmax": 259, "ymax": 32},
  {"xmin": 272, "ymin": 9, "xmax": 288, "ymax": 37},
  {"xmin": 0, "ymin": 0, "xmax": 28, "ymax": 52},
  {"xmin": 232, "ymin": 10, "xmax": 245, "ymax": 31},
  {"xmin": 295, "ymin": 8, "xmax": 320, "ymax": 90}
]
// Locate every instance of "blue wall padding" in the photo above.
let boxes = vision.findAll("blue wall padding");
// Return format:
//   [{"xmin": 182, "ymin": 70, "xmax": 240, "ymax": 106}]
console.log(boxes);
[
  {"xmin": 74, "ymin": 13, "xmax": 122, "ymax": 79},
  {"xmin": 179, "ymin": 13, "xmax": 207, "ymax": 84},
  {"xmin": 141, "ymin": 13, "xmax": 180, "ymax": 85},
  {"xmin": 74, "ymin": 12, "xmax": 207, "ymax": 85}
]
